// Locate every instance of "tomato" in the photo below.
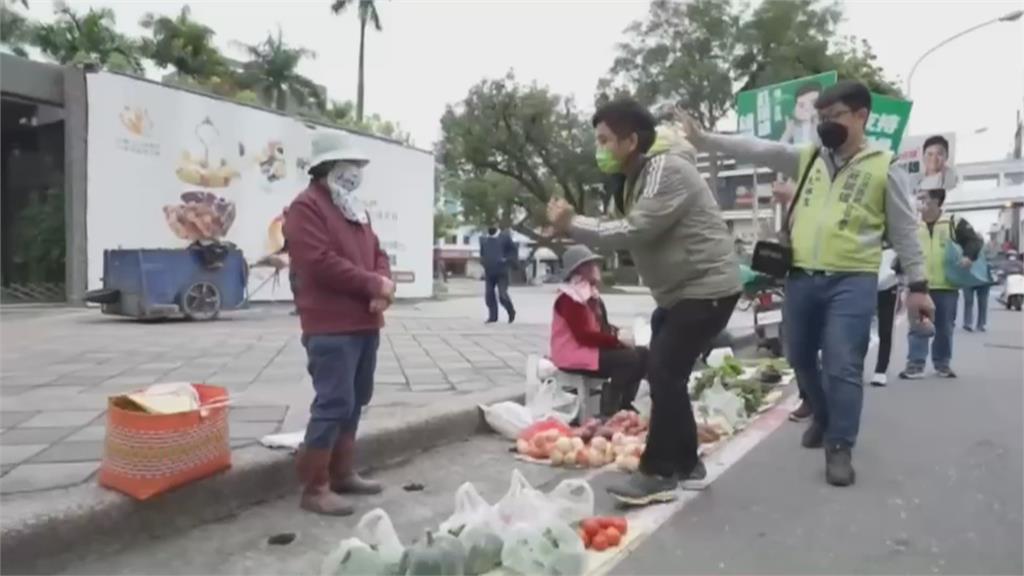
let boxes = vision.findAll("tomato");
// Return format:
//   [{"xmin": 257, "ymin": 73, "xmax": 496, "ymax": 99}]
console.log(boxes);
[
  {"xmin": 577, "ymin": 528, "xmax": 590, "ymax": 549},
  {"xmin": 595, "ymin": 517, "xmax": 613, "ymax": 529},
  {"xmin": 609, "ymin": 517, "xmax": 628, "ymax": 535},
  {"xmin": 581, "ymin": 518, "xmax": 602, "ymax": 539},
  {"xmin": 591, "ymin": 532, "xmax": 610, "ymax": 552},
  {"xmin": 604, "ymin": 527, "xmax": 622, "ymax": 547}
]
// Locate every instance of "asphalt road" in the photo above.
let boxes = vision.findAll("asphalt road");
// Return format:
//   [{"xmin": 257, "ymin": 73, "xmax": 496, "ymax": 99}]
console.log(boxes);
[{"xmin": 615, "ymin": 306, "xmax": 1024, "ymax": 575}]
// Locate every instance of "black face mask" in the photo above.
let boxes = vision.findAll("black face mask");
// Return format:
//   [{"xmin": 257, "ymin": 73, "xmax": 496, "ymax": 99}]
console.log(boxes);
[
  {"xmin": 487, "ymin": 227, "xmax": 497, "ymax": 235},
  {"xmin": 817, "ymin": 121, "xmax": 848, "ymax": 150}
]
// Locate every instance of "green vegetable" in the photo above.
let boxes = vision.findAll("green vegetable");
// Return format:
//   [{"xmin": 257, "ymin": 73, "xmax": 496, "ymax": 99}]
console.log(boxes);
[
  {"xmin": 721, "ymin": 356, "xmax": 744, "ymax": 377},
  {"xmin": 460, "ymin": 526, "xmax": 503, "ymax": 575},
  {"xmin": 322, "ymin": 538, "xmax": 390, "ymax": 576},
  {"xmin": 735, "ymin": 379, "xmax": 765, "ymax": 415},
  {"xmin": 401, "ymin": 531, "xmax": 466, "ymax": 576}
]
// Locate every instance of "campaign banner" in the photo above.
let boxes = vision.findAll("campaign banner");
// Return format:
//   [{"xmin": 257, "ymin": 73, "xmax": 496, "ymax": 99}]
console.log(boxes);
[
  {"xmin": 736, "ymin": 71, "xmax": 838, "ymax": 146},
  {"xmin": 85, "ymin": 72, "xmax": 434, "ymax": 300}
]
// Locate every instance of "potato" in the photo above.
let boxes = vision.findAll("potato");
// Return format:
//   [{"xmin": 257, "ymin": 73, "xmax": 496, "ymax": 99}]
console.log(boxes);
[{"xmin": 549, "ymin": 449, "xmax": 564, "ymax": 466}]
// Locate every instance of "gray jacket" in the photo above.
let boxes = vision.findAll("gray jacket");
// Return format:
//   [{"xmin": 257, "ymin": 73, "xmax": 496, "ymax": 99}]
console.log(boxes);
[
  {"xmin": 569, "ymin": 146, "xmax": 741, "ymax": 308},
  {"xmin": 695, "ymin": 132, "xmax": 927, "ymax": 285}
]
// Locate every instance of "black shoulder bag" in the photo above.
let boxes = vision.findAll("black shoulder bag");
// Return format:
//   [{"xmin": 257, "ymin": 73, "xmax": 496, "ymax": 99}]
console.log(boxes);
[{"xmin": 750, "ymin": 147, "xmax": 821, "ymax": 278}]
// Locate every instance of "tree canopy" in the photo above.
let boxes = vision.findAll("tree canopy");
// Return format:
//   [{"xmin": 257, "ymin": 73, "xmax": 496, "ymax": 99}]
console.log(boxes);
[
  {"xmin": 232, "ymin": 27, "xmax": 325, "ymax": 112},
  {"xmin": 139, "ymin": 6, "xmax": 226, "ymax": 81},
  {"xmin": 33, "ymin": 5, "xmax": 144, "ymax": 74}
]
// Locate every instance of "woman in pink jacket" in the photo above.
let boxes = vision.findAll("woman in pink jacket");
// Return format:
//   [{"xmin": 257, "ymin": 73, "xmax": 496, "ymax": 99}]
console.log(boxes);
[{"xmin": 549, "ymin": 245, "xmax": 647, "ymax": 417}]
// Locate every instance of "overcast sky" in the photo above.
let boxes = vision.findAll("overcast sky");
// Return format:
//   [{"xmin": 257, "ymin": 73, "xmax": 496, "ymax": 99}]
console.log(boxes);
[{"xmin": 25, "ymin": 0, "xmax": 1024, "ymax": 162}]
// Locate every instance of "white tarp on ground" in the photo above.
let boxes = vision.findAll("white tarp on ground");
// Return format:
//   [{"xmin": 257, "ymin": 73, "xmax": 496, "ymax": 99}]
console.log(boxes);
[{"xmin": 85, "ymin": 72, "xmax": 435, "ymax": 300}]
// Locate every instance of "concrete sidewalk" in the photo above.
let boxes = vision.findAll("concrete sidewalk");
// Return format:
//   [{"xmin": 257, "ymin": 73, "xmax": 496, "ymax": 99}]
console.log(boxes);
[{"xmin": 0, "ymin": 287, "xmax": 755, "ymax": 574}]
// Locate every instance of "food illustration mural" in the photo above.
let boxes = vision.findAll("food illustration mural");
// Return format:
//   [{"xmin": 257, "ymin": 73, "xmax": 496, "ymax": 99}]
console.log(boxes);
[
  {"xmin": 267, "ymin": 212, "xmax": 286, "ymax": 254},
  {"xmin": 175, "ymin": 117, "xmax": 240, "ymax": 188},
  {"xmin": 120, "ymin": 106, "xmax": 153, "ymax": 137},
  {"xmin": 239, "ymin": 140, "xmax": 288, "ymax": 185},
  {"xmin": 163, "ymin": 191, "xmax": 236, "ymax": 242}
]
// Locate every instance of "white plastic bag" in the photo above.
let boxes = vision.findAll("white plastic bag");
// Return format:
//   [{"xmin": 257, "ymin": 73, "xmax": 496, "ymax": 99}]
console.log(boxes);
[
  {"xmin": 321, "ymin": 537, "xmax": 389, "ymax": 576},
  {"xmin": 494, "ymin": 470, "xmax": 553, "ymax": 532},
  {"xmin": 700, "ymin": 382, "xmax": 747, "ymax": 429},
  {"xmin": 439, "ymin": 482, "xmax": 500, "ymax": 536},
  {"xmin": 480, "ymin": 401, "xmax": 534, "ymax": 440},
  {"xmin": 705, "ymin": 347, "xmax": 735, "ymax": 368},
  {"xmin": 633, "ymin": 379, "xmax": 652, "ymax": 419},
  {"xmin": 528, "ymin": 378, "xmax": 578, "ymax": 423},
  {"xmin": 632, "ymin": 316, "xmax": 652, "ymax": 348},
  {"xmin": 547, "ymin": 479, "xmax": 594, "ymax": 525},
  {"xmin": 500, "ymin": 517, "xmax": 586, "ymax": 576},
  {"xmin": 355, "ymin": 508, "xmax": 404, "ymax": 570}
]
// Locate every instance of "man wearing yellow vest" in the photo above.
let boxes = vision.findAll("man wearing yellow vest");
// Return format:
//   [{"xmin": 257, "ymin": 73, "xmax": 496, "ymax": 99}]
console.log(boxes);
[
  {"xmin": 899, "ymin": 188, "xmax": 983, "ymax": 379},
  {"xmin": 679, "ymin": 81, "xmax": 935, "ymax": 487}
]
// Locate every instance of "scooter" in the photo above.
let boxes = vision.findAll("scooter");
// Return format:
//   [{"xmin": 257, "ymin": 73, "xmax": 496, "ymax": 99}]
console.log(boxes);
[
  {"xmin": 740, "ymin": 266, "xmax": 786, "ymax": 358},
  {"xmin": 998, "ymin": 271, "xmax": 1024, "ymax": 311}
]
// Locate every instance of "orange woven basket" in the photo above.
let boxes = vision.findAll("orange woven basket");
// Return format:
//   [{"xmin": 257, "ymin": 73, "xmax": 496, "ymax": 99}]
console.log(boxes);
[{"xmin": 99, "ymin": 384, "xmax": 231, "ymax": 500}]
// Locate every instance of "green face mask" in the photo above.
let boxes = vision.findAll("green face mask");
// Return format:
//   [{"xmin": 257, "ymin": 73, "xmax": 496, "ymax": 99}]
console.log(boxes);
[{"xmin": 595, "ymin": 147, "xmax": 622, "ymax": 174}]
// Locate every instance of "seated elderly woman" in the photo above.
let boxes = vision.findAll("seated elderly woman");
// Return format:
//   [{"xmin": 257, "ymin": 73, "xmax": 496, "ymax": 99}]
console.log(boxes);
[{"xmin": 549, "ymin": 245, "xmax": 647, "ymax": 417}]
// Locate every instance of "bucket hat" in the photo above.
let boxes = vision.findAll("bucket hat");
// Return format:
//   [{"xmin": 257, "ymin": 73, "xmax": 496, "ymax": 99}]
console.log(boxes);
[
  {"xmin": 561, "ymin": 245, "xmax": 603, "ymax": 281},
  {"xmin": 307, "ymin": 132, "xmax": 369, "ymax": 173}
]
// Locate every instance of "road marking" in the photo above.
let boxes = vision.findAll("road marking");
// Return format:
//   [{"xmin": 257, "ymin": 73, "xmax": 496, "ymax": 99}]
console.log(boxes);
[{"xmin": 587, "ymin": 394, "xmax": 798, "ymax": 576}]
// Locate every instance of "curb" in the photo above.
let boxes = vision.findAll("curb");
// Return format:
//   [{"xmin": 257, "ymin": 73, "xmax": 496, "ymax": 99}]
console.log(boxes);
[{"xmin": 0, "ymin": 388, "xmax": 523, "ymax": 575}]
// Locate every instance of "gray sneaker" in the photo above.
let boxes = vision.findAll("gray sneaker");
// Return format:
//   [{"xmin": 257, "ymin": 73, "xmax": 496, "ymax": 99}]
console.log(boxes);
[
  {"xmin": 678, "ymin": 460, "xmax": 708, "ymax": 491},
  {"xmin": 801, "ymin": 421, "xmax": 825, "ymax": 449},
  {"xmin": 825, "ymin": 443, "xmax": 856, "ymax": 487},
  {"xmin": 935, "ymin": 367, "xmax": 957, "ymax": 378},
  {"xmin": 899, "ymin": 367, "xmax": 925, "ymax": 380},
  {"xmin": 607, "ymin": 473, "xmax": 678, "ymax": 506}
]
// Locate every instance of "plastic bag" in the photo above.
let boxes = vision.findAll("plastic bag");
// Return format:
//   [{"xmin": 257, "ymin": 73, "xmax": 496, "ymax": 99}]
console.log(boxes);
[
  {"xmin": 705, "ymin": 348, "xmax": 735, "ymax": 368},
  {"xmin": 632, "ymin": 316, "xmax": 652, "ymax": 348},
  {"xmin": 355, "ymin": 508, "xmax": 404, "ymax": 571},
  {"xmin": 699, "ymin": 383, "xmax": 747, "ymax": 429},
  {"xmin": 439, "ymin": 482, "xmax": 500, "ymax": 536},
  {"xmin": 481, "ymin": 401, "xmax": 534, "ymax": 440},
  {"xmin": 321, "ymin": 537, "xmax": 390, "ymax": 576},
  {"xmin": 494, "ymin": 470, "xmax": 554, "ymax": 532},
  {"xmin": 525, "ymin": 355, "xmax": 578, "ymax": 422},
  {"xmin": 517, "ymin": 418, "xmax": 572, "ymax": 443},
  {"xmin": 500, "ymin": 517, "xmax": 586, "ymax": 576},
  {"xmin": 632, "ymin": 380, "xmax": 652, "ymax": 419},
  {"xmin": 547, "ymin": 479, "xmax": 594, "ymax": 525}
]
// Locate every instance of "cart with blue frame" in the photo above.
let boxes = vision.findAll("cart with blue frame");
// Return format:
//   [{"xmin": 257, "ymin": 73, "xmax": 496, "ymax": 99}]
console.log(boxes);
[{"xmin": 84, "ymin": 244, "xmax": 248, "ymax": 321}]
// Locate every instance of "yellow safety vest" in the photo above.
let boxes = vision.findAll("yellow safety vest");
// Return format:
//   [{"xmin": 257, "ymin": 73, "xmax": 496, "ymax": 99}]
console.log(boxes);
[
  {"xmin": 918, "ymin": 214, "xmax": 955, "ymax": 290},
  {"xmin": 790, "ymin": 146, "xmax": 892, "ymax": 272}
]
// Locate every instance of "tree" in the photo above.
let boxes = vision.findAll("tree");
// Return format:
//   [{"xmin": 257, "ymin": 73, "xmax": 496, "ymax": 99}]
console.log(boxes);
[
  {"xmin": 1, "ymin": 3, "xmax": 35, "ymax": 57},
  {"xmin": 732, "ymin": 0, "xmax": 901, "ymax": 96},
  {"xmin": 439, "ymin": 73, "xmax": 603, "ymax": 247},
  {"xmin": 33, "ymin": 5, "xmax": 144, "ymax": 73},
  {"xmin": 232, "ymin": 27, "xmax": 325, "ymax": 112},
  {"xmin": 598, "ymin": 0, "xmax": 739, "ymax": 131},
  {"xmin": 331, "ymin": 0, "xmax": 385, "ymax": 123},
  {"xmin": 139, "ymin": 5, "xmax": 227, "ymax": 81}
]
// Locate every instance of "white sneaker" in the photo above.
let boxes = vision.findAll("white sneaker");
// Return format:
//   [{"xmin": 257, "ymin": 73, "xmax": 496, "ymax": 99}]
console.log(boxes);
[{"xmin": 870, "ymin": 373, "xmax": 887, "ymax": 387}]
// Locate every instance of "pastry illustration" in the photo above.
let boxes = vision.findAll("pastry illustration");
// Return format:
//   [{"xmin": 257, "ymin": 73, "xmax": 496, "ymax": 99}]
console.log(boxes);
[
  {"xmin": 239, "ymin": 140, "xmax": 288, "ymax": 184},
  {"xmin": 120, "ymin": 106, "xmax": 152, "ymax": 137},
  {"xmin": 163, "ymin": 191, "xmax": 236, "ymax": 242},
  {"xmin": 175, "ymin": 117, "xmax": 239, "ymax": 188}
]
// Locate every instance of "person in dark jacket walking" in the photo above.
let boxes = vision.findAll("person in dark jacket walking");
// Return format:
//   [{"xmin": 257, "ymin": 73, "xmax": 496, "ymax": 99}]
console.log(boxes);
[
  {"xmin": 285, "ymin": 132, "xmax": 395, "ymax": 516},
  {"xmin": 479, "ymin": 226, "xmax": 517, "ymax": 323}
]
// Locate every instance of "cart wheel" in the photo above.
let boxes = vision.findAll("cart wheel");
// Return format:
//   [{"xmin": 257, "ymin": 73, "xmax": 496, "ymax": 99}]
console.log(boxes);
[{"xmin": 181, "ymin": 281, "xmax": 221, "ymax": 321}]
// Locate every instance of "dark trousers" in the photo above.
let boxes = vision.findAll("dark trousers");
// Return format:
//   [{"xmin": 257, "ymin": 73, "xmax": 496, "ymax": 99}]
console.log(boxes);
[
  {"xmin": 874, "ymin": 286, "xmax": 898, "ymax": 375},
  {"xmin": 302, "ymin": 332, "xmax": 379, "ymax": 449},
  {"xmin": 574, "ymin": 347, "xmax": 648, "ymax": 417},
  {"xmin": 642, "ymin": 294, "xmax": 739, "ymax": 477},
  {"xmin": 485, "ymin": 272, "xmax": 515, "ymax": 321}
]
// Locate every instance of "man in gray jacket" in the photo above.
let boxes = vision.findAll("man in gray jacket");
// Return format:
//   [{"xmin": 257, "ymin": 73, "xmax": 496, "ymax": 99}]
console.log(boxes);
[{"xmin": 548, "ymin": 99, "xmax": 741, "ymax": 506}]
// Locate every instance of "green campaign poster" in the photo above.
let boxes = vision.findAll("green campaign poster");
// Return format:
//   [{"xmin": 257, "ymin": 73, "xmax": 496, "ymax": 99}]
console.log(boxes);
[
  {"xmin": 865, "ymin": 93, "xmax": 913, "ymax": 153},
  {"xmin": 735, "ymin": 71, "xmax": 838, "ymax": 144}
]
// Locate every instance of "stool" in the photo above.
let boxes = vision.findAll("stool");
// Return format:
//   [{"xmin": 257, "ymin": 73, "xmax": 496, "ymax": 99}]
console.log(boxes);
[{"xmin": 554, "ymin": 371, "xmax": 606, "ymax": 423}]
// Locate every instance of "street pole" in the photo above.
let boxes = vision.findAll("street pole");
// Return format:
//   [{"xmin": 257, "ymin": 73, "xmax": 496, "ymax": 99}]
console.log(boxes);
[
  {"xmin": 751, "ymin": 168, "xmax": 759, "ymax": 241},
  {"xmin": 906, "ymin": 9, "xmax": 1023, "ymax": 98}
]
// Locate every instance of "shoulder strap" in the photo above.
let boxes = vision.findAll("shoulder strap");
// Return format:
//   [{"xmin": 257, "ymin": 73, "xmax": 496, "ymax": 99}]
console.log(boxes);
[{"xmin": 784, "ymin": 147, "xmax": 821, "ymax": 231}]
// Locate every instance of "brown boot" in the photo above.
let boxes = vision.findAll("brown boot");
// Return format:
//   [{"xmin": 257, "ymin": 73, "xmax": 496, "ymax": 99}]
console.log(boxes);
[
  {"xmin": 329, "ymin": 433, "xmax": 383, "ymax": 495},
  {"xmin": 296, "ymin": 446, "xmax": 354, "ymax": 516}
]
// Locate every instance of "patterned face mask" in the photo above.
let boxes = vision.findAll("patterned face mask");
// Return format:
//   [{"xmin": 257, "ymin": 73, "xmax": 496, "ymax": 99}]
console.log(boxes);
[{"xmin": 326, "ymin": 162, "xmax": 368, "ymax": 224}]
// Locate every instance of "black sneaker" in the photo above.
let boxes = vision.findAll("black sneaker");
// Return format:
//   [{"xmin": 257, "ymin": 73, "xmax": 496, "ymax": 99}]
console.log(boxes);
[
  {"xmin": 801, "ymin": 421, "xmax": 824, "ymax": 449},
  {"xmin": 485, "ymin": 318, "xmax": 498, "ymax": 324},
  {"xmin": 678, "ymin": 460, "xmax": 708, "ymax": 491},
  {"xmin": 825, "ymin": 443, "xmax": 856, "ymax": 487},
  {"xmin": 607, "ymin": 473, "xmax": 678, "ymax": 506},
  {"xmin": 508, "ymin": 309, "xmax": 516, "ymax": 324},
  {"xmin": 964, "ymin": 326, "xmax": 974, "ymax": 332},
  {"xmin": 935, "ymin": 367, "xmax": 957, "ymax": 378},
  {"xmin": 788, "ymin": 400, "xmax": 812, "ymax": 422},
  {"xmin": 899, "ymin": 368, "xmax": 924, "ymax": 380}
]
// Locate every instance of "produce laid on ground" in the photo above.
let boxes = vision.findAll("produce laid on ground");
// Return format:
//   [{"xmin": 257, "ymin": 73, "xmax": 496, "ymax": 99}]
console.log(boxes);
[
  {"xmin": 691, "ymin": 356, "xmax": 792, "ymax": 435},
  {"xmin": 514, "ymin": 411, "xmax": 648, "ymax": 471},
  {"xmin": 576, "ymin": 516, "xmax": 628, "ymax": 552}
]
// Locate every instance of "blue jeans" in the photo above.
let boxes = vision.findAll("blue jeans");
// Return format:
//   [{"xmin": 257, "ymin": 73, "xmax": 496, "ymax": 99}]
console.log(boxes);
[
  {"xmin": 484, "ymin": 272, "xmax": 515, "ymax": 321},
  {"xmin": 302, "ymin": 332, "xmax": 379, "ymax": 449},
  {"xmin": 961, "ymin": 285, "xmax": 990, "ymax": 329},
  {"xmin": 785, "ymin": 272, "xmax": 877, "ymax": 447},
  {"xmin": 907, "ymin": 290, "xmax": 958, "ymax": 370}
]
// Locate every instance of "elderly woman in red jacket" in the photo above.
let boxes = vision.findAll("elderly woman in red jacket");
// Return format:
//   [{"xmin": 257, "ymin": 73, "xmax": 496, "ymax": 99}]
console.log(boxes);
[
  {"xmin": 549, "ymin": 245, "xmax": 647, "ymax": 417},
  {"xmin": 284, "ymin": 132, "xmax": 395, "ymax": 516}
]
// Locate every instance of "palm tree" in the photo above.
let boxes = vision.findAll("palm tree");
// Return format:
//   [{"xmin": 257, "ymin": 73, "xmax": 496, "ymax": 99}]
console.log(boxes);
[
  {"xmin": 330, "ymin": 0, "xmax": 384, "ymax": 123},
  {"xmin": 139, "ymin": 5, "xmax": 226, "ymax": 81},
  {"xmin": 33, "ymin": 5, "xmax": 144, "ymax": 73},
  {"xmin": 232, "ymin": 27, "xmax": 324, "ymax": 112}
]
